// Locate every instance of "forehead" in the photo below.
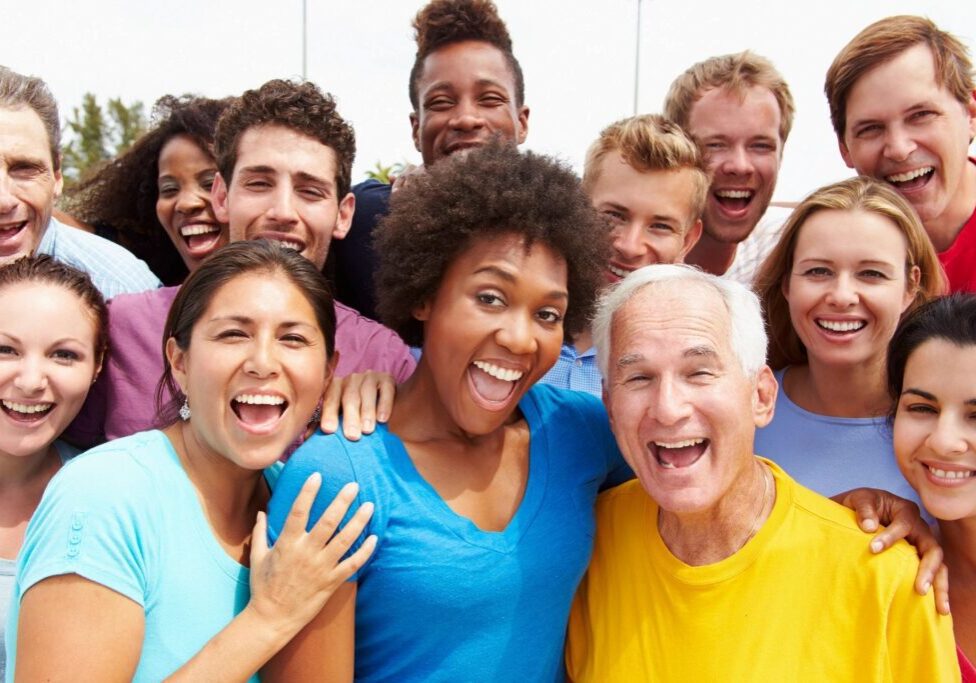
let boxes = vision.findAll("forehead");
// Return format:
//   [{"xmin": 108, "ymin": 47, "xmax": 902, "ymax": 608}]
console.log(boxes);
[
  {"xmin": 232, "ymin": 124, "xmax": 337, "ymax": 183},
  {"xmin": 158, "ymin": 134, "xmax": 214, "ymax": 171},
  {"xmin": 0, "ymin": 106, "xmax": 55, "ymax": 165},
  {"xmin": 845, "ymin": 43, "xmax": 958, "ymax": 119},
  {"xmin": 610, "ymin": 281, "xmax": 733, "ymax": 362},
  {"xmin": 0, "ymin": 281, "xmax": 97, "ymax": 341},
  {"xmin": 204, "ymin": 271, "xmax": 318, "ymax": 321},
  {"xmin": 591, "ymin": 153, "xmax": 699, "ymax": 220},
  {"xmin": 686, "ymin": 85, "xmax": 782, "ymax": 140},
  {"xmin": 794, "ymin": 209, "xmax": 907, "ymax": 261},
  {"xmin": 442, "ymin": 232, "xmax": 567, "ymax": 288},
  {"xmin": 417, "ymin": 40, "xmax": 517, "ymax": 94}
]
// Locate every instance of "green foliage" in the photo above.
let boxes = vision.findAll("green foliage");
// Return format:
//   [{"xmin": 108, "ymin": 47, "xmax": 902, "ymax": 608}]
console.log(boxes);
[
  {"xmin": 364, "ymin": 160, "xmax": 408, "ymax": 185},
  {"xmin": 62, "ymin": 93, "xmax": 146, "ymax": 185}
]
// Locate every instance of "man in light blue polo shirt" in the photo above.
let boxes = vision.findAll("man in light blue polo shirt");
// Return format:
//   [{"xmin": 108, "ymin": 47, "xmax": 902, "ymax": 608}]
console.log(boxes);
[{"xmin": 0, "ymin": 66, "xmax": 159, "ymax": 299}]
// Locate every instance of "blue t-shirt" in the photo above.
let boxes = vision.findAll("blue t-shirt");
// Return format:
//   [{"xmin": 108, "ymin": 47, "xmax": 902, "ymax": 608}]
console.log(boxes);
[
  {"xmin": 755, "ymin": 368, "xmax": 924, "ymax": 509},
  {"xmin": 5, "ymin": 430, "xmax": 279, "ymax": 682},
  {"xmin": 267, "ymin": 384, "xmax": 631, "ymax": 682}
]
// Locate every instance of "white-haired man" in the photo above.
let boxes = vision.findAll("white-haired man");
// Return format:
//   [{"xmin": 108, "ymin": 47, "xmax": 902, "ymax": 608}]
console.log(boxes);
[{"xmin": 565, "ymin": 265, "xmax": 957, "ymax": 681}]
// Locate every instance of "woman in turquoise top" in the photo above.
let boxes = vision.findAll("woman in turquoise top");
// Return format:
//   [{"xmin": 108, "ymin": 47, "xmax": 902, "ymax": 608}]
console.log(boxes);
[
  {"xmin": 754, "ymin": 177, "xmax": 945, "ymax": 502},
  {"xmin": 8, "ymin": 242, "xmax": 375, "ymax": 681},
  {"xmin": 0, "ymin": 256, "xmax": 107, "ymax": 680}
]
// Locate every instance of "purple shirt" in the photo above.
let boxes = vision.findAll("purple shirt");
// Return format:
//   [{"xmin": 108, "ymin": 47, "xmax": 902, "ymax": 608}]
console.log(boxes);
[{"xmin": 69, "ymin": 286, "xmax": 416, "ymax": 445}]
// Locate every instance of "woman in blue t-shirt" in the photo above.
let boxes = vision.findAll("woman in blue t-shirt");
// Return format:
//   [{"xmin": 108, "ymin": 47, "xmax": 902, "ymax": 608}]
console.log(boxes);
[
  {"xmin": 0, "ymin": 256, "xmax": 107, "ymax": 680},
  {"xmin": 754, "ymin": 177, "xmax": 945, "ymax": 502},
  {"xmin": 9, "ymin": 242, "xmax": 375, "ymax": 681}
]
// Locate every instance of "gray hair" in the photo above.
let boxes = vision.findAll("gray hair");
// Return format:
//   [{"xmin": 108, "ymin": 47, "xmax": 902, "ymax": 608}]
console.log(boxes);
[
  {"xmin": 0, "ymin": 66, "xmax": 61, "ymax": 170},
  {"xmin": 593, "ymin": 264, "xmax": 768, "ymax": 378}
]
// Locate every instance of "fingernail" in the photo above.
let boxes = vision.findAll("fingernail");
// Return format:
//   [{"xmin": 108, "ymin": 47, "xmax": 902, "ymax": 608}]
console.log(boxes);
[
  {"xmin": 870, "ymin": 540, "xmax": 883, "ymax": 553},
  {"xmin": 361, "ymin": 501, "xmax": 374, "ymax": 515},
  {"xmin": 324, "ymin": 419, "xmax": 337, "ymax": 431},
  {"xmin": 364, "ymin": 419, "xmax": 375, "ymax": 432},
  {"xmin": 306, "ymin": 472, "xmax": 322, "ymax": 486},
  {"xmin": 341, "ymin": 481, "xmax": 359, "ymax": 495},
  {"xmin": 922, "ymin": 580, "xmax": 931, "ymax": 593},
  {"xmin": 378, "ymin": 411, "xmax": 389, "ymax": 422}
]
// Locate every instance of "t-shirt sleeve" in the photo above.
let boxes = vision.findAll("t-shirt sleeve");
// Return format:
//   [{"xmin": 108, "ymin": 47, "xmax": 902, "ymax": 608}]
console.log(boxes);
[
  {"xmin": 266, "ymin": 429, "xmax": 387, "ymax": 579},
  {"xmin": 884, "ymin": 552, "xmax": 960, "ymax": 681},
  {"xmin": 16, "ymin": 453, "xmax": 157, "ymax": 607}
]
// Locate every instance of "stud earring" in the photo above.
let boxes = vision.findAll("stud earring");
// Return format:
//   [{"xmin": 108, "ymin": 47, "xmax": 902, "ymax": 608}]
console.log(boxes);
[{"xmin": 179, "ymin": 399, "xmax": 191, "ymax": 421}]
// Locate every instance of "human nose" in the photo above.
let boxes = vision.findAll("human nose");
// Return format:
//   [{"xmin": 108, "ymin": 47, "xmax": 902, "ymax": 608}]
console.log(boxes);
[
  {"xmin": 883, "ymin": 125, "xmax": 917, "ymax": 162},
  {"xmin": 175, "ymin": 186, "xmax": 207, "ymax": 214},
  {"xmin": 719, "ymin": 145, "xmax": 754, "ymax": 176},
  {"xmin": 612, "ymin": 222, "xmax": 646, "ymax": 261},
  {"xmin": 13, "ymin": 355, "xmax": 47, "ymax": 394},
  {"xmin": 449, "ymin": 99, "xmax": 486, "ymax": 131},
  {"xmin": 826, "ymin": 272, "xmax": 858, "ymax": 307},
  {"xmin": 495, "ymin": 310, "xmax": 537, "ymax": 355},
  {"xmin": 652, "ymin": 376, "xmax": 692, "ymax": 427},
  {"xmin": 266, "ymin": 185, "xmax": 299, "ymax": 225},
  {"xmin": 242, "ymin": 335, "xmax": 281, "ymax": 378},
  {"xmin": 0, "ymin": 172, "xmax": 17, "ymax": 214},
  {"xmin": 926, "ymin": 413, "xmax": 968, "ymax": 457}
]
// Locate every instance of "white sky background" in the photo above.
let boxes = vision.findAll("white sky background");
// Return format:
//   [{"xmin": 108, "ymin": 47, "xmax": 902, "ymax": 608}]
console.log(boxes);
[{"xmin": 3, "ymin": 0, "xmax": 974, "ymax": 201}]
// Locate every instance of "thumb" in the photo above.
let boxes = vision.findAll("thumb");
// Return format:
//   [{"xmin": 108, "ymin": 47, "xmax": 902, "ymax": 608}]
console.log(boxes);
[{"xmin": 251, "ymin": 510, "xmax": 269, "ymax": 566}]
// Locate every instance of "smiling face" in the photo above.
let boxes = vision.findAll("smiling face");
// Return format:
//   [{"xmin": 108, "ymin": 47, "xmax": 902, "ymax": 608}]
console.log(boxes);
[
  {"xmin": 214, "ymin": 124, "xmax": 354, "ymax": 269},
  {"xmin": 589, "ymin": 152, "xmax": 703, "ymax": 284},
  {"xmin": 784, "ymin": 209, "xmax": 917, "ymax": 370},
  {"xmin": 0, "ymin": 107, "xmax": 62, "ymax": 263},
  {"xmin": 168, "ymin": 271, "xmax": 331, "ymax": 470},
  {"xmin": 411, "ymin": 40, "xmax": 529, "ymax": 167},
  {"xmin": 156, "ymin": 135, "xmax": 228, "ymax": 271},
  {"xmin": 414, "ymin": 233, "xmax": 567, "ymax": 436},
  {"xmin": 603, "ymin": 282, "xmax": 776, "ymax": 514},
  {"xmin": 0, "ymin": 282, "xmax": 99, "ymax": 458},
  {"xmin": 840, "ymin": 45, "xmax": 976, "ymax": 243},
  {"xmin": 686, "ymin": 86, "xmax": 783, "ymax": 244},
  {"xmin": 894, "ymin": 339, "xmax": 976, "ymax": 521}
]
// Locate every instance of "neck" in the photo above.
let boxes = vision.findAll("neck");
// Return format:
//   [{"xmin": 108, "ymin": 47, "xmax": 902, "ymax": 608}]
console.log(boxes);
[
  {"xmin": 684, "ymin": 232, "xmax": 738, "ymax": 276},
  {"xmin": 164, "ymin": 423, "xmax": 265, "ymax": 522},
  {"xmin": 0, "ymin": 445, "xmax": 61, "ymax": 489},
  {"xmin": 573, "ymin": 328, "xmax": 593, "ymax": 354},
  {"xmin": 658, "ymin": 458, "xmax": 774, "ymax": 565},
  {"xmin": 939, "ymin": 517, "xmax": 976, "ymax": 586},
  {"xmin": 785, "ymin": 359, "xmax": 889, "ymax": 417},
  {"xmin": 923, "ymin": 159, "xmax": 976, "ymax": 252}
]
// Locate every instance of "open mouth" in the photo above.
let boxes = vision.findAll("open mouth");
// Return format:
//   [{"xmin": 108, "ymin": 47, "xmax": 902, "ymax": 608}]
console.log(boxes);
[
  {"xmin": 1, "ymin": 399, "xmax": 54, "ymax": 424},
  {"xmin": 924, "ymin": 463, "xmax": 975, "ymax": 483},
  {"xmin": 231, "ymin": 393, "xmax": 288, "ymax": 433},
  {"xmin": 0, "ymin": 221, "xmax": 28, "ymax": 243},
  {"xmin": 467, "ymin": 360, "xmax": 524, "ymax": 410},
  {"xmin": 885, "ymin": 167, "xmax": 933, "ymax": 192},
  {"xmin": 259, "ymin": 235, "xmax": 306, "ymax": 253},
  {"xmin": 713, "ymin": 189, "xmax": 754, "ymax": 214},
  {"xmin": 650, "ymin": 437, "xmax": 709, "ymax": 469},
  {"xmin": 816, "ymin": 319, "xmax": 866, "ymax": 335},
  {"xmin": 607, "ymin": 263, "xmax": 632, "ymax": 280},
  {"xmin": 179, "ymin": 223, "xmax": 223, "ymax": 256}
]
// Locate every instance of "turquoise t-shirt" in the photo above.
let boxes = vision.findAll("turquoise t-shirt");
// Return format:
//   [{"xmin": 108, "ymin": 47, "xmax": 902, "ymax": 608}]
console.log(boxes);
[
  {"xmin": 268, "ymin": 384, "xmax": 632, "ymax": 682},
  {"xmin": 5, "ymin": 430, "xmax": 279, "ymax": 682}
]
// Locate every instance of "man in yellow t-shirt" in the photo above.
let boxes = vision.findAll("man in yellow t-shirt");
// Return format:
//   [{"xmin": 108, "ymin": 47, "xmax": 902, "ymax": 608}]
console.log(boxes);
[{"xmin": 567, "ymin": 264, "xmax": 958, "ymax": 682}]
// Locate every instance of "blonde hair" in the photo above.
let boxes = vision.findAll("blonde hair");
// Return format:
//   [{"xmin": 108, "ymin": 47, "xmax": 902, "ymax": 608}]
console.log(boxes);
[
  {"xmin": 826, "ymin": 15, "xmax": 975, "ymax": 139},
  {"xmin": 755, "ymin": 176, "xmax": 947, "ymax": 370},
  {"xmin": 663, "ymin": 51, "xmax": 795, "ymax": 145},
  {"xmin": 583, "ymin": 114, "xmax": 709, "ymax": 223}
]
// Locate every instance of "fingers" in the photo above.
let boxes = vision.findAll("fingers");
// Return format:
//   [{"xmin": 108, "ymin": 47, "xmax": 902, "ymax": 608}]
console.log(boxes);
[
  {"xmin": 250, "ymin": 511, "xmax": 269, "ymax": 565},
  {"xmin": 333, "ymin": 534, "xmax": 378, "ymax": 582},
  {"xmin": 914, "ymin": 540, "xmax": 943, "ymax": 593},
  {"xmin": 339, "ymin": 376, "xmax": 364, "ymax": 441},
  {"xmin": 932, "ymin": 564, "xmax": 950, "ymax": 615},
  {"xmin": 278, "ymin": 473, "xmax": 322, "ymax": 542},
  {"xmin": 307, "ymin": 481, "xmax": 360, "ymax": 545},
  {"xmin": 320, "ymin": 381, "xmax": 342, "ymax": 434},
  {"xmin": 376, "ymin": 374, "xmax": 396, "ymax": 425},
  {"xmin": 868, "ymin": 515, "xmax": 912, "ymax": 554},
  {"xmin": 353, "ymin": 374, "xmax": 379, "ymax": 437},
  {"xmin": 839, "ymin": 489, "xmax": 881, "ymax": 533}
]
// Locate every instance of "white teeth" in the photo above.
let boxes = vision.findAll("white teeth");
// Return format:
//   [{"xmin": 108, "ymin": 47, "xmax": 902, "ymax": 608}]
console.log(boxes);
[
  {"xmin": 472, "ymin": 360, "xmax": 524, "ymax": 382},
  {"xmin": 234, "ymin": 394, "xmax": 285, "ymax": 405},
  {"xmin": 886, "ymin": 167, "xmax": 933, "ymax": 183},
  {"xmin": 608, "ymin": 264, "xmax": 630, "ymax": 279},
  {"xmin": 2, "ymin": 400, "xmax": 53, "ymax": 414},
  {"xmin": 716, "ymin": 189, "xmax": 753, "ymax": 199},
  {"xmin": 180, "ymin": 224, "xmax": 220, "ymax": 237},
  {"xmin": 928, "ymin": 466, "xmax": 974, "ymax": 480},
  {"xmin": 271, "ymin": 239, "xmax": 302, "ymax": 251},
  {"xmin": 817, "ymin": 319, "xmax": 866, "ymax": 332},
  {"xmin": 655, "ymin": 438, "xmax": 705, "ymax": 449}
]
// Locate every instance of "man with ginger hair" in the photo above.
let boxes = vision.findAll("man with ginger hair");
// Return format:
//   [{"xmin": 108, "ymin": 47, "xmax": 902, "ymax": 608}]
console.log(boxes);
[
  {"xmin": 664, "ymin": 51, "xmax": 795, "ymax": 280},
  {"xmin": 539, "ymin": 114, "xmax": 706, "ymax": 395},
  {"xmin": 333, "ymin": 0, "xmax": 528, "ymax": 319},
  {"xmin": 826, "ymin": 15, "xmax": 976, "ymax": 293}
]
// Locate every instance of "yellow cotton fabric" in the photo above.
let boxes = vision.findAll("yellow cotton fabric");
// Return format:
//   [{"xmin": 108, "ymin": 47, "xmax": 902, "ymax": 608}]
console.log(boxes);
[{"xmin": 566, "ymin": 459, "xmax": 959, "ymax": 682}]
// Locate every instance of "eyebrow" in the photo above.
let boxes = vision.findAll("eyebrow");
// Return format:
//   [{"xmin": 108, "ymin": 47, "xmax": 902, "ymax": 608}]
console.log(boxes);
[
  {"xmin": 601, "ymin": 202, "xmax": 678, "ymax": 223},
  {"xmin": 903, "ymin": 388, "xmax": 976, "ymax": 406},
  {"xmin": 473, "ymin": 265, "xmax": 569, "ymax": 301},
  {"xmin": 684, "ymin": 345, "xmax": 719, "ymax": 360},
  {"xmin": 208, "ymin": 316, "xmax": 315, "ymax": 329},
  {"xmin": 425, "ymin": 77, "xmax": 509, "ymax": 94},
  {"xmin": 616, "ymin": 352, "xmax": 644, "ymax": 368}
]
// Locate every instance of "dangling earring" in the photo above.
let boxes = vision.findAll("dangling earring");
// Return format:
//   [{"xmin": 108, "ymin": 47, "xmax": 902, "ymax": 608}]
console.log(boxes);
[{"xmin": 179, "ymin": 398, "xmax": 191, "ymax": 421}]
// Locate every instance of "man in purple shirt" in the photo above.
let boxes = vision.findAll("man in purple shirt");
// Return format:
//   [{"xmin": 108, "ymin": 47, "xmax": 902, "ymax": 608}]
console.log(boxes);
[{"xmin": 70, "ymin": 80, "xmax": 415, "ymax": 445}]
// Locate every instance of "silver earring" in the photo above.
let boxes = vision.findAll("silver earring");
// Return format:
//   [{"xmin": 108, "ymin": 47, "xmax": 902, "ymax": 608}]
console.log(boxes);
[{"xmin": 179, "ymin": 399, "xmax": 191, "ymax": 421}]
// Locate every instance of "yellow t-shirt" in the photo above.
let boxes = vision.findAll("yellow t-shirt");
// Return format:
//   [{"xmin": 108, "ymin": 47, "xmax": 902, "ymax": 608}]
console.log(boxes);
[{"xmin": 566, "ymin": 459, "xmax": 959, "ymax": 682}]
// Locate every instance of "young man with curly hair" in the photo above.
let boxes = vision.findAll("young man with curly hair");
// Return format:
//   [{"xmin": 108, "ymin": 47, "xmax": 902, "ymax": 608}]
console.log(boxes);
[
  {"xmin": 69, "ymin": 79, "xmax": 415, "ymax": 446},
  {"xmin": 333, "ymin": 0, "xmax": 528, "ymax": 319},
  {"xmin": 826, "ymin": 16, "xmax": 976, "ymax": 293}
]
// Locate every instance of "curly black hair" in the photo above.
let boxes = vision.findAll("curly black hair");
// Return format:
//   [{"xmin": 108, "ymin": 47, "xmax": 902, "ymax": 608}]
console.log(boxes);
[
  {"xmin": 408, "ymin": 0, "xmax": 525, "ymax": 110},
  {"xmin": 65, "ymin": 95, "xmax": 233, "ymax": 285},
  {"xmin": 375, "ymin": 140, "xmax": 608, "ymax": 347},
  {"xmin": 214, "ymin": 79, "xmax": 355, "ymax": 198}
]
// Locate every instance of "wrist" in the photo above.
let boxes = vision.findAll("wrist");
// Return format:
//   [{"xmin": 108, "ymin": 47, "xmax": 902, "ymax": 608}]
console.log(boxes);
[{"xmin": 240, "ymin": 602, "xmax": 302, "ymax": 649}]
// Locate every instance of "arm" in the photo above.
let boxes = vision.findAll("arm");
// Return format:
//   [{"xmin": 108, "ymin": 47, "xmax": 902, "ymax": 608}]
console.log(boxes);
[
  {"xmin": 835, "ymin": 487, "xmax": 949, "ymax": 614},
  {"xmin": 262, "ymin": 582, "xmax": 358, "ymax": 682}
]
